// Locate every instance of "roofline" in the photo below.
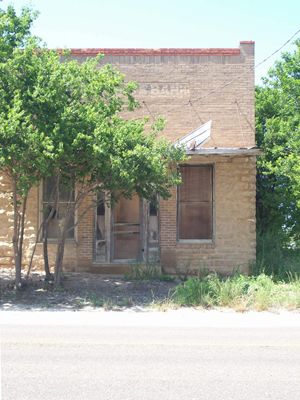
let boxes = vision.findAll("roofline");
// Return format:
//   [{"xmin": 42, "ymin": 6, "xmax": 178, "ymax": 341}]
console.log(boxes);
[
  {"xmin": 68, "ymin": 48, "xmax": 240, "ymax": 56},
  {"xmin": 62, "ymin": 42, "xmax": 254, "ymax": 57},
  {"xmin": 186, "ymin": 147, "xmax": 261, "ymax": 156}
]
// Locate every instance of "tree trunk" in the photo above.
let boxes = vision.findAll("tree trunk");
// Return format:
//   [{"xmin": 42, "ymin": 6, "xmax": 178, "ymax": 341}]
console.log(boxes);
[
  {"xmin": 18, "ymin": 195, "xmax": 27, "ymax": 271},
  {"xmin": 43, "ymin": 222, "xmax": 52, "ymax": 281},
  {"xmin": 54, "ymin": 233, "xmax": 66, "ymax": 287},
  {"xmin": 42, "ymin": 176, "xmax": 59, "ymax": 282},
  {"xmin": 11, "ymin": 179, "xmax": 27, "ymax": 289},
  {"xmin": 54, "ymin": 200, "xmax": 73, "ymax": 287}
]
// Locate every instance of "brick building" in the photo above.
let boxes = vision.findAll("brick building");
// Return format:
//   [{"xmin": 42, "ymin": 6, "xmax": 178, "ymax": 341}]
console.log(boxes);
[{"xmin": 0, "ymin": 41, "xmax": 259, "ymax": 275}]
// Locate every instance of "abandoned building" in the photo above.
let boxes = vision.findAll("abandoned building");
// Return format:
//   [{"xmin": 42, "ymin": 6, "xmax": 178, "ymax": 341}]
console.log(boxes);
[{"xmin": 0, "ymin": 41, "xmax": 259, "ymax": 275}]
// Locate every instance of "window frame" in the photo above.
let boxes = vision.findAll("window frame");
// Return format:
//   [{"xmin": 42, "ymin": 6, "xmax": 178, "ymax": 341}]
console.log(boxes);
[
  {"xmin": 177, "ymin": 163, "xmax": 215, "ymax": 244},
  {"xmin": 39, "ymin": 177, "xmax": 77, "ymax": 242}
]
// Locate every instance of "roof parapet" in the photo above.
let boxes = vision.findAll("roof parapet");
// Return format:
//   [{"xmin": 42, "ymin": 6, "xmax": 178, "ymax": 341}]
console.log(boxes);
[{"xmin": 66, "ymin": 47, "xmax": 242, "ymax": 57}]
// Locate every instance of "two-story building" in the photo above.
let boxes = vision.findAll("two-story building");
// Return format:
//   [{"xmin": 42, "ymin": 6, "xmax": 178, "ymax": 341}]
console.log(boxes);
[{"xmin": 0, "ymin": 41, "xmax": 258, "ymax": 275}]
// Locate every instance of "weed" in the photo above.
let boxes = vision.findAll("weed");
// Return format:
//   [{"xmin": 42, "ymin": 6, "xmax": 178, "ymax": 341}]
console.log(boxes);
[
  {"xmin": 103, "ymin": 298, "xmax": 115, "ymax": 311},
  {"xmin": 171, "ymin": 273, "xmax": 300, "ymax": 310},
  {"xmin": 150, "ymin": 298, "xmax": 180, "ymax": 312},
  {"xmin": 125, "ymin": 263, "xmax": 175, "ymax": 282},
  {"xmin": 86, "ymin": 292, "xmax": 104, "ymax": 308}
]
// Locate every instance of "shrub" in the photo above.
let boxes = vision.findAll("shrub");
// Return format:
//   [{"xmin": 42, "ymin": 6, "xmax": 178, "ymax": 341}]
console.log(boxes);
[{"xmin": 171, "ymin": 273, "xmax": 300, "ymax": 310}]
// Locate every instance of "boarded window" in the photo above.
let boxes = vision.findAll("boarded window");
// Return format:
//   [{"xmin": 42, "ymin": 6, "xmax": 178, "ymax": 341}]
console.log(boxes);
[
  {"xmin": 178, "ymin": 165, "xmax": 213, "ymax": 240},
  {"xmin": 42, "ymin": 176, "xmax": 75, "ymax": 239}
]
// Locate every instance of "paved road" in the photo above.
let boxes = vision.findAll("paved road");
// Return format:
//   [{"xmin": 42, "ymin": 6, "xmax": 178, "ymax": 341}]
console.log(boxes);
[{"xmin": 1, "ymin": 311, "xmax": 300, "ymax": 400}]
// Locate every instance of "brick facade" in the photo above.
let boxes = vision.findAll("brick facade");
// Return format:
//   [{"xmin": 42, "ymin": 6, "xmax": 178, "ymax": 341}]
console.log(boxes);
[{"xmin": 0, "ymin": 41, "xmax": 256, "ymax": 274}]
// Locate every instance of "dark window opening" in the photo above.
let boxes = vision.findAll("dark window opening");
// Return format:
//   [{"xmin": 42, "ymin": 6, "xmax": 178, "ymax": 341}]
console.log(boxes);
[
  {"xmin": 42, "ymin": 177, "xmax": 75, "ymax": 239},
  {"xmin": 95, "ymin": 191, "xmax": 106, "ymax": 259},
  {"xmin": 178, "ymin": 165, "xmax": 213, "ymax": 240}
]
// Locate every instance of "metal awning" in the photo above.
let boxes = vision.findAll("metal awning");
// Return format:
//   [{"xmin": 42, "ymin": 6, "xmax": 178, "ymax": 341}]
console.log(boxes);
[
  {"xmin": 176, "ymin": 120, "xmax": 261, "ymax": 156},
  {"xmin": 186, "ymin": 147, "xmax": 261, "ymax": 156},
  {"xmin": 176, "ymin": 120, "xmax": 212, "ymax": 150}
]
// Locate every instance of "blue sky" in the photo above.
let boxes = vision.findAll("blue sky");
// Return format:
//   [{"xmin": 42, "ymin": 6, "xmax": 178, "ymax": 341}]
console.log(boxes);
[{"xmin": 2, "ymin": 0, "xmax": 300, "ymax": 83}]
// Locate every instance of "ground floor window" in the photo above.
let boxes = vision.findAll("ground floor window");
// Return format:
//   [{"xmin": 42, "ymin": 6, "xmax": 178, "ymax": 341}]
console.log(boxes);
[
  {"xmin": 42, "ymin": 176, "xmax": 75, "ymax": 239},
  {"xmin": 178, "ymin": 165, "xmax": 213, "ymax": 240}
]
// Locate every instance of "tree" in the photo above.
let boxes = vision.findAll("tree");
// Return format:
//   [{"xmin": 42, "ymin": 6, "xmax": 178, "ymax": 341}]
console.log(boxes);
[
  {"xmin": 0, "ymin": 6, "xmax": 50, "ymax": 287},
  {"xmin": 256, "ymin": 40, "xmax": 300, "ymax": 262},
  {"xmin": 0, "ymin": 5, "xmax": 37, "ymax": 60},
  {"xmin": 35, "ymin": 54, "xmax": 185, "ymax": 286},
  {"xmin": 0, "ymin": 5, "xmax": 186, "ymax": 287}
]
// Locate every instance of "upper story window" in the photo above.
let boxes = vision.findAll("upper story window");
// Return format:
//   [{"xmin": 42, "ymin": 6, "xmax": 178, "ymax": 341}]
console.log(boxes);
[
  {"xmin": 42, "ymin": 176, "xmax": 75, "ymax": 239},
  {"xmin": 178, "ymin": 165, "xmax": 213, "ymax": 240}
]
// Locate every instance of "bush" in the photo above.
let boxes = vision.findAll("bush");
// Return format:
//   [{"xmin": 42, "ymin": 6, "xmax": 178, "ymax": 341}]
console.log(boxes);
[
  {"xmin": 171, "ymin": 273, "xmax": 300, "ymax": 310},
  {"xmin": 254, "ymin": 231, "xmax": 300, "ymax": 280}
]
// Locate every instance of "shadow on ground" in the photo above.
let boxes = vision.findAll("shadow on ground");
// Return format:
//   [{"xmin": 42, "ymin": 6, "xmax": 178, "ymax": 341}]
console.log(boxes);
[{"xmin": 0, "ymin": 268, "xmax": 178, "ymax": 311}]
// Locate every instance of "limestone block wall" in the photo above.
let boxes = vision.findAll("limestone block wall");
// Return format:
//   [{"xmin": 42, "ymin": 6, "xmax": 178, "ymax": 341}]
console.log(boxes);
[
  {"xmin": 0, "ymin": 155, "xmax": 256, "ymax": 274},
  {"xmin": 0, "ymin": 174, "xmax": 13, "ymax": 267},
  {"xmin": 160, "ymin": 155, "xmax": 256, "ymax": 274},
  {"xmin": 0, "ymin": 176, "xmax": 78, "ymax": 271}
]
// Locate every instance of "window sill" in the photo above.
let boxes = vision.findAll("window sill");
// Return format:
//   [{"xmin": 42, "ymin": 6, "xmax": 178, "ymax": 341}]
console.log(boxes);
[{"xmin": 177, "ymin": 239, "xmax": 215, "ymax": 247}]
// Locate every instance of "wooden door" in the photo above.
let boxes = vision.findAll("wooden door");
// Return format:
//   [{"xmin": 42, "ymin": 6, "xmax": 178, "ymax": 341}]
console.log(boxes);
[{"xmin": 112, "ymin": 195, "xmax": 142, "ymax": 261}]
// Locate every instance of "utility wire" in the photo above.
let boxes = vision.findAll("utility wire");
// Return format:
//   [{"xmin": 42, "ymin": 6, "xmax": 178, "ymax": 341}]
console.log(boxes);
[
  {"xmin": 142, "ymin": 100, "xmax": 156, "ymax": 121},
  {"xmin": 255, "ymin": 27, "xmax": 300, "ymax": 68},
  {"xmin": 188, "ymin": 100, "xmax": 205, "ymax": 124},
  {"xmin": 142, "ymin": 27, "xmax": 300, "ymax": 118}
]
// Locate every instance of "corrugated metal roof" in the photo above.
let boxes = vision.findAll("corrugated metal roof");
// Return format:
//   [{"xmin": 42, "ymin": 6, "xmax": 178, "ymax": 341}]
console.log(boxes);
[
  {"xmin": 176, "ymin": 121, "xmax": 212, "ymax": 150},
  {"xmin": 176, "ymin": 120, "xmax": 260, "ymax": 156},
  {"xmin": 186, "ymin": 147, "xmax": 261, "ymax": 156}
]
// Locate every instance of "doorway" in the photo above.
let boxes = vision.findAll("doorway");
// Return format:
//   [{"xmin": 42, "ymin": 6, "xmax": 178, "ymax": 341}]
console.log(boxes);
[
  {"xmin": 112, "ymin": 194, "xmax": 142, "ymax": 262},
  {"xmin": 95, "ymin": 194, "xmax": 159, "ymax": 264}
]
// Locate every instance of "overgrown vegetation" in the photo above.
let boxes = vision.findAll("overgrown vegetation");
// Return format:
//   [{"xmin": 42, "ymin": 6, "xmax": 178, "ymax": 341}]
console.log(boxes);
[
  {"xmin": 171, "ymin": 273, "xmax": 300, "ymax": 311},
  {"xmin": 254, "ymin": 231, "xmax": 300, "ymax": 279},
  {"xmin": 125, "ymin": 263, "xmax": 175, "ymax": 282},
  {"xmin": 1, "ymin": 5, "xmax": 300, "ymax": 298},
  {"xmin": 0, "ymin": 5, "xmax": 185, "ymax": 288},
  {"xmin": 256, "ymin": 39, "xmax": 300, "ymax": 274}
]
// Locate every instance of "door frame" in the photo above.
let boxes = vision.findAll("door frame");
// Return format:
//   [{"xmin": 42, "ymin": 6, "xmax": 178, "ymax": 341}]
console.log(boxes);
[
  {"xmin": 111, "ymin": 196, "xmax": 144, "ymax": 263},
  {"xmin": 94, "ymin": 194, "xmax": 152, "ymax": 264}
]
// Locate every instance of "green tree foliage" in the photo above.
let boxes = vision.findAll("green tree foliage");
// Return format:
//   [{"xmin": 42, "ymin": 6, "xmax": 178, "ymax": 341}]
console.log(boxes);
[
  {"xmin": 0, "ymin": 6, "xmax": 43, "ymax": 287},
  {"xmin": 0, "ymin": 5, "xmax": 185, "ymax": 287},
  {"xmin": 0, "ymin": 5, "xmax": 37, "ymax": 60},
  {"xmin": 256, "ymin": 40, "xmax": 300, "ymax": 270}
]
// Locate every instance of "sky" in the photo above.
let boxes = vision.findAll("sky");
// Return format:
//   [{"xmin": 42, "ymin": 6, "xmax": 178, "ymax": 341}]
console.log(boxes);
[{"xmin": 2, "ymin": 0, "xmax": 300, "ymax": 83}]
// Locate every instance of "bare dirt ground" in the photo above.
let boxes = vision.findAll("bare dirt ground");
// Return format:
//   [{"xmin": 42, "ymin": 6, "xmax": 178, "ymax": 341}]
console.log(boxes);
[{"xmin": 0, "ymin": 268, "xmax": 178, "ymax": 311}]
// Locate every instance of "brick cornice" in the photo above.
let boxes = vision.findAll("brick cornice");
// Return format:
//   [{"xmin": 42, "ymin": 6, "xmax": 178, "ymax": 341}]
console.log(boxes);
[{"xmin": 67, "ymin": 47, "xmax": 241, "ymax": 57}]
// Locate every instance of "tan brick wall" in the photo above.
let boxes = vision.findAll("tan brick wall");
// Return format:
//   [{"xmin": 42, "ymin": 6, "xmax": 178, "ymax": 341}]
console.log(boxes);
[
  {"xmin": 0, "ymin": 42, "xmax": 256, "ymax": 274},
  {"xmin": 92, "ymin": 41, "xmax": 255, "ymax": 148}
]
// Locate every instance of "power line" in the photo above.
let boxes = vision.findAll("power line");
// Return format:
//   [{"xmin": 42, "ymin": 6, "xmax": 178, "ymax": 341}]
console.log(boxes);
[
  {"xmin": 255, "ymin": 27, "xmax": 300, "ymax": 68},
  {"xmin": 142, "ymin": 100, "xmax": 156, "ymax": 122},
  {"xmin": 142, "ymin": 27, "xmax": 300, "ymax": 118},
  {"xmin": 188, "ymin": 100, "xmax": 205, "ymax": 124}
]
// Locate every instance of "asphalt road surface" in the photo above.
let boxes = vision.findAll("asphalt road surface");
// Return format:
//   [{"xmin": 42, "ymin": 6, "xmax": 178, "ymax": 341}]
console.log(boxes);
[{"xmin": 1, "ymin": 310, "xmax": 300, "ymax": 400}]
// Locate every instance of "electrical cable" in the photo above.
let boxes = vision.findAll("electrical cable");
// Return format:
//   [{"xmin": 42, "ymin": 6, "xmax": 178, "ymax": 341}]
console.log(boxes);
[{"xmin": 141, "ymin": 27, "xmax": 300, "ymax": 118}]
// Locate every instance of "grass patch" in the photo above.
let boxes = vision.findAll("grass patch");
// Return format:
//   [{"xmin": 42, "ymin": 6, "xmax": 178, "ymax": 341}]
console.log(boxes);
[
  {"xmin": 171, "ymin": 273, "xmax": 300, "ymax": 311},
  {"xmin": 124, "ymin": 263, "xmax": 175, "ymax": 282}
]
